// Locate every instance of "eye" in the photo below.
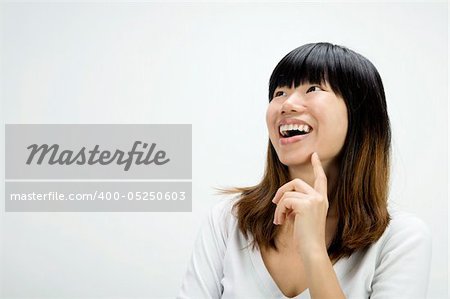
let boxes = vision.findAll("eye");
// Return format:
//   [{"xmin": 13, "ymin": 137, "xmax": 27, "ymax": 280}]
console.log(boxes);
[
  {"xmin": 306, "ymin": 86, "xmax": 322, "ymax": 93},
  {"xmin": 273, "ymin": 90, "xmax": 287, "ymax": 98}
]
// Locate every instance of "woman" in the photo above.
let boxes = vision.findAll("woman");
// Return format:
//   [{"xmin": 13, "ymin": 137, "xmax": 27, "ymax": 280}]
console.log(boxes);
[{"xmin": 178, "ymin": 42, "xmax": 432, "ymax": 299}]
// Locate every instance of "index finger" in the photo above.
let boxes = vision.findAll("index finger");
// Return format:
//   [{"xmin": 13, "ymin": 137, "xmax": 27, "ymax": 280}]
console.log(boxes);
[{"xmin": 312, "ymin": 152, "xmax": 327, "ymax": 196}]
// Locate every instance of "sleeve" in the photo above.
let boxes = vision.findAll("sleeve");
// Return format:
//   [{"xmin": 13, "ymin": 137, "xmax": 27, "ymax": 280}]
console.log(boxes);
[
  {"xmin": 177, "ymin": 199, "xmax": 232, "ymax": 299},
  {"xmin": 370, "ymin": 214, "xmax": 432, "ymax": 299}
]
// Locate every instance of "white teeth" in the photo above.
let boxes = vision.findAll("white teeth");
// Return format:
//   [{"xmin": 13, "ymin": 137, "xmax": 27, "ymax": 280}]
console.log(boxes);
[{"xmin": 279, "ymin": 123, "xmax": 312, "ymax": 137}]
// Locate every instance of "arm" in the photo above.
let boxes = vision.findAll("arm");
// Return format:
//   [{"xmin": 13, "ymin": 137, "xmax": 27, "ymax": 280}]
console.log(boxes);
[
  {"xmin": 302, "ymin": 245, "xmax": 346, "ymax": 299},
  {"xmin": 177, "ymin": 200, "xmax": 231, "ymax": 299},
  {"xmin": 370, "ymin": 215, "xmax": 432, "ymax": 299},
  {"xmin": 272, "ymin": 153, "xmax": 346, "ymax": 298}
]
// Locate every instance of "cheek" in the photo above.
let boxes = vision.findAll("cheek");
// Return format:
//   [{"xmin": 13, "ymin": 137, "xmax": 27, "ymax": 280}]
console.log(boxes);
[
  {"xmin": 329, "ymin": 106, "xmax": 348, "ymax": 143},
  {"xmin": 315, "ymin": 105, "xmax": 348, "ymax": 140},
  {"xmin": 338, "ymin": 106, "xmax": 349, "ymax": 137},
  {"xmin": 265, "ymin": 105, "xmax": 276, "ymax": 131}
]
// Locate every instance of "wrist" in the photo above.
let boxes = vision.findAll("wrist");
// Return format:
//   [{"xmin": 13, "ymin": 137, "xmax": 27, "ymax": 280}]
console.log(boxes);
[{"xmin": 300, "ymin": 243, "xmax": 329, "ymax": 262}]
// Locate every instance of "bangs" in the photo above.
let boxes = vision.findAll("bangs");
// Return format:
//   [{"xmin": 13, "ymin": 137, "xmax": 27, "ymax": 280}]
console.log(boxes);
[{"xmin": 268, "ymin": 43, "xmax": 343, "ymax": 101}]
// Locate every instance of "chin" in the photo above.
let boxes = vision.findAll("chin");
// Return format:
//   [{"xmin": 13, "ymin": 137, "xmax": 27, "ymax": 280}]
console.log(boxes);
[{"xmin": 278, "ymin": 155, "xmax": 311, "ymax": 167}]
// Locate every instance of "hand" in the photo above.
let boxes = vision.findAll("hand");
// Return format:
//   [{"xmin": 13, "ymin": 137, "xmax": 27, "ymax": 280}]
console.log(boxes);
[{"xmin": 272, "ymin": 152, "xmax": 329, "ymax": 258}]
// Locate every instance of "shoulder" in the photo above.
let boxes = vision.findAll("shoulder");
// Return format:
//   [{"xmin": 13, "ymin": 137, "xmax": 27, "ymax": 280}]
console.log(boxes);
[
  {"xmin": 205, "ymin": 195, "xmax": 240, "ymax": 240},
  {"xmin": 209, "ymin": 195, "xmax": 239, "ymax": 220},
  {"xmin": 384, "ymin": 207, "xmax": 432, "ymax": 242},
  {"xmin": 209, "ymin": 196, "xmax": 239, "ymax": 221},
  {"xmin": 378, "ymin": 206, "xmax": 432, "ymax": 258},
  {"xmin": 364, "ymin": 207, "xmax": 433, "ymax": 297}
]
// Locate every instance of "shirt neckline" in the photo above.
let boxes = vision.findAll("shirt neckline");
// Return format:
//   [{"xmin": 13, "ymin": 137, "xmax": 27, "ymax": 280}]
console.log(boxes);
[{"xmin": 248, "ymin": 240, "xmax": 346, "ymax": 299}]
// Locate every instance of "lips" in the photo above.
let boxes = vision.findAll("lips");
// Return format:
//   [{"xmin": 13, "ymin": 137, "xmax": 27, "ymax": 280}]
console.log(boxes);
[{"xmin": 279, "ymin": 130, "xmax": 311, "ymax": 145}]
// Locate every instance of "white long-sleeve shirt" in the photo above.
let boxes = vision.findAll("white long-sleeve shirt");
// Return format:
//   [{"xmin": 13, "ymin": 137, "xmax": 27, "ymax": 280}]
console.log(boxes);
[{"xmin": 178, "ymin": 197, "xmax": 432, "ymax": 299}]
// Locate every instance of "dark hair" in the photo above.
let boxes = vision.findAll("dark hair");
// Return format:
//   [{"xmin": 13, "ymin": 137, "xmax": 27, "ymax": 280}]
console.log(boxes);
[{"xmin": 218, "ymin": 42, "xmax": 392, "ymax": 263}]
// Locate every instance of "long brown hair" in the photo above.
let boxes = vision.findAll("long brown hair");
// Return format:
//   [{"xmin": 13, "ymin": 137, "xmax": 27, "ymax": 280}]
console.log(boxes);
[{"xmin": 217, "ymin": 42, "xmax": 391, "ymax": 264}]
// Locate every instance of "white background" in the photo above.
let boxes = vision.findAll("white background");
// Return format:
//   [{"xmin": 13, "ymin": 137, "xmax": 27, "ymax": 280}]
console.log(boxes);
[{"xmin": 0, "ymin": 1, "xmax": 448, "ymax": 298}]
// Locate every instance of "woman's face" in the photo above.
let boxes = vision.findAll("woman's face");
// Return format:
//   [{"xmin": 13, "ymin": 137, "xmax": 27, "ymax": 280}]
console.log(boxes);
[{"xmin": 266, "ymin": 81, "xmax": 348, "ymax": 169}]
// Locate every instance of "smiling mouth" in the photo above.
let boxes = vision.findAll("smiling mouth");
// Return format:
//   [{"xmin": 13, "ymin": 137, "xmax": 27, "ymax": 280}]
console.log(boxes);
[{"xmin": 279, "ymin": 124, "xmax": 313, "ymax": 138}]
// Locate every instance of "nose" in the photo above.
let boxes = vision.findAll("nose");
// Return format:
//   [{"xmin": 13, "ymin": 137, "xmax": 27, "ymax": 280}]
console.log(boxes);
[{"xmin": 281, "ymin": 91, "xmax": 306, "ymax": 114}]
